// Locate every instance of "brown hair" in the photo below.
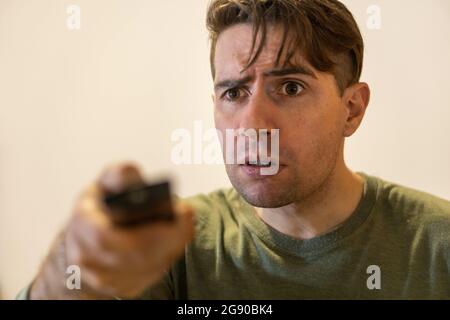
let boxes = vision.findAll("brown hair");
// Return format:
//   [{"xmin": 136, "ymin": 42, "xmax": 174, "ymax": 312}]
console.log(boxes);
[{"xmin": 206, "ymin": 0, "xmax": 364, "ymax": 94}]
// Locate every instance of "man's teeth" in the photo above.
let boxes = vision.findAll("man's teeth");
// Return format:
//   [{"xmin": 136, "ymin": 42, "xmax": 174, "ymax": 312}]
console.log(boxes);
[{"xmin": 247, "ymin": 161, "xmax": 271, "ymax": 167}]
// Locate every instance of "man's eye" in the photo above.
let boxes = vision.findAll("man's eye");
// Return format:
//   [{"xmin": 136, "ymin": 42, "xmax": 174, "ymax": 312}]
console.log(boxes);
[
  {"xmin": 224, "ymin": 88, "xmax": 241, "ymax": 101},
  {"xmin": 280, "ymin": 82, "xmax": 304, "ymax": 96}
]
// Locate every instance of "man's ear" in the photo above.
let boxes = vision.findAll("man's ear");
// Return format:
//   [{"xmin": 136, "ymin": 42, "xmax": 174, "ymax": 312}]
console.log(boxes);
[{"xmin": 342, "ymin": 82, "xmax": 371, "ymax": 137}]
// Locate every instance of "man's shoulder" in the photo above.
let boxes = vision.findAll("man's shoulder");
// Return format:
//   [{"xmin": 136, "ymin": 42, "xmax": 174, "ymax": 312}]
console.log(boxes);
[
  {"xmin": 370, "ymin": 174, "xmax": 450, "ymax": 241},
  {"xmin": 178, "ymin": 188, "xmax": 240, "ymax": 251},
  {"xmin": 180, "ymin": 187, "xmax": 239, "ymax": 225},
  {"xmin": 372, "ymin": 175, "xmax": 450, "ymax": 217}
]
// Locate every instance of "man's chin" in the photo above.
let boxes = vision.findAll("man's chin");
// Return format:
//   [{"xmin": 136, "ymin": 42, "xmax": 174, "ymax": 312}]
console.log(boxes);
[
  {"xmin": 239, "ymin": 188, "xmax": 292, "ymax": 208},
  {"xmin": 226, "ymin": 165, "xmax": 295, "ymax": 207},
  {"xmin": 231, "ymin": 179, "xmax": 293, "ymax": 208}
]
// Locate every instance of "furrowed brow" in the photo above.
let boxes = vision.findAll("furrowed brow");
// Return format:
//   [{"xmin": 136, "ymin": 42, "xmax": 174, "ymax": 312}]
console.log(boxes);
[
  {"xmin": 264, "ymin": 66, "xmax": 317, "ymax": 79},
  {"xmin": 214, "ymin": 76, "xmax": 253, "ymax": 91}
]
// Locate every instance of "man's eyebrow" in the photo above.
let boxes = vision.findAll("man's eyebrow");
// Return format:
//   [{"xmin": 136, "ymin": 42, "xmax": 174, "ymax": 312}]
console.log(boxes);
[
  {"xmin": 264, "ymin": 66, "xmax": 318, "ymax": 79},
  {"xmin": 214, "ymin": 65, "xmax": 317, "ymax": 90},
  {"xmin": 214, "ymin": 76, "xmax": 253, "ymax": 91}
]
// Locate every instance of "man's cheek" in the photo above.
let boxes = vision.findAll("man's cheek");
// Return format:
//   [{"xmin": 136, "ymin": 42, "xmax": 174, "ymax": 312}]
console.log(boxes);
[{"xmin": 290, "ymin": 134, "xmax": 321, "ymax": 162}]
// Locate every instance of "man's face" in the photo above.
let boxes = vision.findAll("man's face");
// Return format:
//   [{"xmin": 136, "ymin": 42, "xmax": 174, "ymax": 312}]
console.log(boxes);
[{"xmin": 213, "ymin": 23, "xmax": 349, "ymax": 208}]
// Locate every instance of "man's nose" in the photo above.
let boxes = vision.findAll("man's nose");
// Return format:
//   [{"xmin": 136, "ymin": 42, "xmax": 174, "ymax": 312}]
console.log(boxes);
[{"xmin": 238, "ymin": 88, "xmax": 277, "ymax": 131}]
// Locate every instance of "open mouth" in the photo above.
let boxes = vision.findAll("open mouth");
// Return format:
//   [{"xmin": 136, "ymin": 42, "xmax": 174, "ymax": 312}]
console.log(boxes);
[
  {"xmin": 239, "ymin": 160, "xmax": 283, "ymax": 177},
  {"xmin": 245, "ymin": 160, "xmax": 272, "ymax": 167}
]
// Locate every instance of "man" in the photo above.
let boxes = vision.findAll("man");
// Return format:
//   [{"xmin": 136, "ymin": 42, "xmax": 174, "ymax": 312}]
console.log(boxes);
[{"xmin": 19, "ymin": 0, "xmax": 450, "ymax": 300}]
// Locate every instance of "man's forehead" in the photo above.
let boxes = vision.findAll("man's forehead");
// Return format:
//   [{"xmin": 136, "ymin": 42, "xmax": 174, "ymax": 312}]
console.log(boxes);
[{"xmin": 214, "ymin": 23, "xmax": 315, "ymax": 79}]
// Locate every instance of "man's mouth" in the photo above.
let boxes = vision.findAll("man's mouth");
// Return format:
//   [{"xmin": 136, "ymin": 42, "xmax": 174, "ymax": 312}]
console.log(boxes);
[
  {"xmin": 239, "ymin": 160, "xmax": 284, "ymax": 178},
  {"xmin": 245, "ymin": 160, "xmax": 272, "ymax": 167},
  {"xmin": 236, "ymin": 154, "xmax": 278, "ymax": 166}
]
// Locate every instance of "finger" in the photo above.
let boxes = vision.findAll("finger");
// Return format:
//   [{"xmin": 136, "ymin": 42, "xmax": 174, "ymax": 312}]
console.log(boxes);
[{"xmin": 98, "ymin": 162, "xmax": 145, "ymax": 194}]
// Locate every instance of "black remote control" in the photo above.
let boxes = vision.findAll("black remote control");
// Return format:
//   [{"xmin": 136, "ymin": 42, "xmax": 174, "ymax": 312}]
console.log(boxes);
[{"xmin": 103, "ymin": 181, "xmax": 175, "ymax": 227}]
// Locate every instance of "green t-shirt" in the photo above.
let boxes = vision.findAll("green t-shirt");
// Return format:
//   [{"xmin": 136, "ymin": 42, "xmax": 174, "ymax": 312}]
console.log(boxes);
[
  {"xmin": 140, "ymin": 172, "xmax": 450, "ymax": 300},
  {"xmin": 17, "ymin": 172, "xmax": 450, "ymax": 300}
]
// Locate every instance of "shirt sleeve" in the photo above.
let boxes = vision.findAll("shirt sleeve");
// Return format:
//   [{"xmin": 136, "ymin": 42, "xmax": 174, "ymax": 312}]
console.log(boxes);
[{"xmin": 16, "ymin": 283, "xmax": 32, "ymax": 300}]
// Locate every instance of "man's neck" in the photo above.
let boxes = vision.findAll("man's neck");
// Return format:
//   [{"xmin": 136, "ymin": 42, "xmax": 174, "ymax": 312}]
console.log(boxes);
[{"xmin": 254, "ymin": 163, "xmax": 364, "ymax": 240}]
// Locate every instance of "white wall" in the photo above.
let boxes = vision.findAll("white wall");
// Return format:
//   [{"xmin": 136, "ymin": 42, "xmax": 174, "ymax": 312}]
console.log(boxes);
[{"xmin": 0, "ymin": 0, "xmax": 449, "ymax": 299}]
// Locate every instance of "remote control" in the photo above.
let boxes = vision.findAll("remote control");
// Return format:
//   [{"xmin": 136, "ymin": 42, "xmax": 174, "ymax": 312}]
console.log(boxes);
[{"xmin": 103, "ymin": 181, "xmax": 175, "ymax": 227}]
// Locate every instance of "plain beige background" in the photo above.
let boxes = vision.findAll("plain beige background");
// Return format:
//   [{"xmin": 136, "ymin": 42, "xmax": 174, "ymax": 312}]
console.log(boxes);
[{"xmin": 0, "ymin": 0, "xmax": 449, "ymax": 299}]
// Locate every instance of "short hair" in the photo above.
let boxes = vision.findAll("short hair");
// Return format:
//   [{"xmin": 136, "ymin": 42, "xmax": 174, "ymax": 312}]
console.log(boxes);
[{"xmin": 206, "ymin": 0, "xmax": 364, "ymax": 94}]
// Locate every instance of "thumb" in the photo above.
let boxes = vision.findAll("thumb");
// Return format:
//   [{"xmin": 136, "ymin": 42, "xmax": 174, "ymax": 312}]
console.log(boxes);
[{"xmin": 98, "ymin": 162, "xmax": 145, "ymax": 194}]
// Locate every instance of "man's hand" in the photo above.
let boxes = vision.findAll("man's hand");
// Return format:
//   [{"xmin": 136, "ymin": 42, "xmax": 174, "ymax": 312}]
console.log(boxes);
[{"xmin": 29, "ymin": 163, "xmax": 195, "ymax": 299}]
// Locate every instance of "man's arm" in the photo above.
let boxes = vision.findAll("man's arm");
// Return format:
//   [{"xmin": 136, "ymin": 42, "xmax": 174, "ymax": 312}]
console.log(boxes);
[
  {"xmin": 20, "ymin": 163, "xmax": 194, "ymax": 300},
  {"xmin": 25, "ymin": 231, "xmax": 111, "ymax": 300}
]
